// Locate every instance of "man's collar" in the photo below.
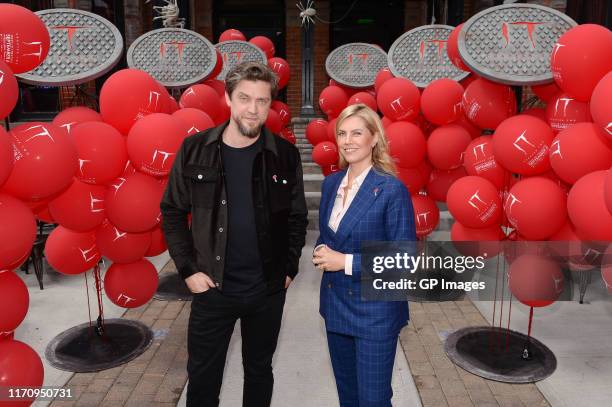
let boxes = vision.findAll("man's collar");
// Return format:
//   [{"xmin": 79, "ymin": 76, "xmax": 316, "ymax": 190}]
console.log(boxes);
[{"xmin": 205, "ymin": 120, "xmax": 279, "ymax": 156}]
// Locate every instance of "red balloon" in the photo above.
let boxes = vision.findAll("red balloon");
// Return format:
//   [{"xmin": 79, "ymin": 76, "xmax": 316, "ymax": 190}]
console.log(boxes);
[
  {"xmin": 463, "ymin": 136, "xmax": 507, "ymax": 189},
  {"xmin": 329, "ymin": 79, "xmax": 358, "ymax": 98},
  {"xmin": 567, "ymin": 170, "xmax": 612, "ymax": 241},
  {"xmin": 100, "ymin": 69, "xmax": 170, "ymax": 135},
  {"xmin": 172, "ymin": 108, "xmax": 215, "ymax": 137},
  {"xmin": 202, "ymin": 78, "xmax": 226, "ymax": 97},
  {"xmin": 322, "ymin": 164, "xmax": 341, "ymax": 176},
  {"xmin": 426, "ymin": 167, "xmax": 467, "ymax": 202},
  {"xmin": 48, "ymin": 179, "xmax": 106, "ymax": 232},
  {"xmin": 52, "ymin": 106, "xmax": 103, "ymax": 136},
  {"xmin": 386, "ymin": 121, "xmax": 427, "ymax": 168},
  {"xmin": 377, "ymin": 78, "xmax": 420, "ymax": 122},
  {"xmin": 250, "ymin": 36, "xmax": 275, "ymax": 58},
  {"xmin": 271, "ymin": 100, "xmax": 291, "ymax": 126},
  {"xmin": 104, "ymin": 259, "xmax": 159, "ymax": 308},
  {"xmin": 374, "ymin": 68, "xmax": 394, "ymax": 93},
  {"xmin": 127, "ymin": 113, "xmax": 186, "ymax": 177},
  {"xmin": 208, "ymin": 49, "xmax": 223, "ymax": 80},
  {"xmin": 45, "ymin": 226, "xmax": 100, "ymax": 275},
  {"xmin": 280, "ymin": 128, "xmax": 296, "ymax": 144},
  {"xmin": 452, "ymin": 113, "xmax": 481, "ymax": 139},
  {"xmin": 3, "ymin": 122, "xmax": 78, "ymax": 200},
  {"xmin": 217, "ymin": 93, "xmax": 231, "ymax": 125},
  {"xmin": 427, "ymin": 124, "xmax": 472, "ymax": 170},
  {"xmin": 397, "ymin": 161, "xmax": 431, "ymax": 195},
  {"xmin": 179, "ymin": 84, "xmax": 221, "ymax": 122},
  {"xmin": 0, "ymin": 127, "xmax": 13, "ymax": 187},
  {"xmin": 312, "ymin": 142, "xmax": 339, "ymax": 167},
  {"xmin": 70, "ymin": 121, "xmax": 128, "ymax": 185},
  {"xmin": 590, "ymin": 71, "xmax": 612, "ymax": 140},
  {"xmin": 605, "ymin": 168, "xmax": 612, "ymax": 215},
  {"xmin": 421, "ymin": 79, "xmax": 463, "ymax": 125},
  {"xmin": 145, "ymin": 225, "xmax": 167, "ymax": 257},
  {"xmin": 551, "ymin": 24, "xmax": 612, "ymax": 102},
  {"xmin": 0, "ymin": 60, "xmax": 18, "ymax": 121},
  {"xmin": 0, "ymin": 4, "xmax": 50, "ymax": 73},
  {"xmin": 504, "ymin": 177, "xmax": 567, "ymax": 240},
  {"xmin": 268, "ymin": 57, "xmax": 290, "ymax": 90},
  {"xmin": 447, "ymin": 176, "xmax": 502, "ymax": 228},
  {"xmin": 411, "ymin": 195, "xmax": 440, "ymax": 237},
  {"xmin": 546, "ymin": 92, "xmax": 592, "ymax": 133},
  {"xmin": 347, "ymin": 92, "xmax": 377, "ymax": 112},
  {"xmin": 447, "ymin": 24, "xmax": 471, "ymax": 72},
  {"xmin": 0, "ymin": 339, "xmax": 44, "ymax": 405},
  {"xmin": 521, "ymin": 107, "xmax": 547, "ymax": 121},
  {"xmin": 462, "ymin": 78, "xmax": 516, "ymax": 130},
  {"xmin": 451, "ymin": 222, "xmax": 504, "ymax": 257},
  {"xmin": 105, "ymin": 172, "xmax": 165, "ymax": 233},
  {"xmin": 319, "ymin": 86, "xmax": 348, "ymax": 118},
  {"xmin": 550, "ymin": 123, "xmax": 612, "ymax": 184},
  {"xmin": 381, "ymin": 116, "xmax": 393, "ymax": 129},
  {"xmin": 168, "ymin": 96, "xmax": 179, "ymax": 113},
  {"xmin": 95, "ymin": 220, "xmax": 152, "ymax": 264},
  {"xmin": 492, "ymin": 115, "xmax": 554, "ymax": 175},
  {"xmin": 508, "ymin": 254, "xmax": 564, "ymax": 307},
  {"xmin": 306, "ymin": 119, "xmax": 329, "ymax": 146},
  {"xmin": 327, "ymin": 118, "xmax": 338, "ymax": 142},
  {"xmin": 219, "ymin": 29, "xmax": 246, "ymax": 42},
  {"xmin": 265, "ymin": 109, "xmax": 283, "ymax": 134},
  {"xmin": 0, "ymin": 271, "xmax": 29, "ymax": 333},
  {"xmin": 531, "ymin": 82, "xmax": 561, "ymax": 103},
  {"xmin": 34, "ymin": 205, "xmax": 54, "ymax": 224}
]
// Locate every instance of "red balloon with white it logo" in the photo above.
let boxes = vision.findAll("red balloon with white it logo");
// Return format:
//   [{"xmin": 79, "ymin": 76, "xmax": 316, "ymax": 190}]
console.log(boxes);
[
  {"xmin": 377, "ymin": 78, "xmax": 420, "ymax": 122},
  {"xmin": 446, "ymin": 175, "xmax": 501, "ymax": 229},
  {"xmin": 268, "ymin": 57, "xmax": 290, "ymax": 90},
  {"xmin": 172, "ymin": 108, "xmax": 215, "ymax": 138},
  {"xmin": 48, "ymin": 179, "xmax": 106, "ymax": 232},
  {"xmin": 411, "ymin": 194, "xmax": 440, "ymax": 238},
  {"xmin": 104, "ymin": 259, "xmax": 159, "ymax": 308},
  {"xmin": 508, "ymin": 254, "xmax": 564, "ymax": 307},
  {"xmin": 95, "ymin": 220, "xmax": 152, "ymax": 264},
  {"xmin": 545, "ymin": 92, "xmax": 591, "ymax": 133},
  {"xmin": 462, "ymin": 78, "xmax": 516, "ymax": 130},
  {"xmin": 0, "ymin": 4, "xmax": 50, "ymax": 73},
  {"xmin": 319, "ymin": 86, "xmax": 348, "ymax": 119},
  {"xmin": 312, "ymin": 141, "xmax": 338, "ymax": 167},
  {"xmin": 590, "ymin": 71, "xmax": 612, "ymax": 141},
  {"xmin": 127, "ymin": 113, "xmax": 186, "ymax": 178},
  {"xmin": 492, "ymin": 115, "xmax": 554, "ymax": 176},
  {"xmin": 463, "ymin": 136, "xmax": 507, "ymax": 190},
  {"xmin": 44, "ymin": 226, "xmax": 101, "ymax": 275}
]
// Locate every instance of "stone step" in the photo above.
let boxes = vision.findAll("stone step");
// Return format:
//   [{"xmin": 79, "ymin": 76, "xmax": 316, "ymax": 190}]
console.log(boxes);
[
  {"xmin": 301, "ymin": 153, "xmax": 312, "ymax": 162},
  {"xmin": 303, "ymin": 173, "xmax": 323, "ymax": 191},
  {"xmin": 302, "ymin": 162, "xmax": 321, "ymax": 175},
  {"xmin": 305, "ymin": 191, "xmax": 321, "ymax": 210},
  {"xmin": 307, "ymin": 209, "xmax": 319, "ymax": 231}
]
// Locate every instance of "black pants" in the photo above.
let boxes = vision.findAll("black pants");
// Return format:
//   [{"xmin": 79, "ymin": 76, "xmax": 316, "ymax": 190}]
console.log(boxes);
[{"xmin": 186, "ymin": 288, "xmax": 286, "ymax": 407}]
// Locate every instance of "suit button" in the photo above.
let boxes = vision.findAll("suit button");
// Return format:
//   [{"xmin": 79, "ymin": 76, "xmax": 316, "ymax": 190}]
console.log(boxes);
[
  {"xmin": 221, "ymin": 200, "xmax": 226, "ymax": 205},
  {"xmin": 218, "ymin": 227, "xmax": 223, "ymax": 232},
  {"xmin": 327, "ymin": 283, "xmax": 332, "ymax": 288},
  {"xmin": 215, "ymin": 256, "xmax": 221, "ymax": 261},
  {"xmin": 348, "ymin": 290, "xmax": 353, "ymax": 295},
  {"xmin": 215, "ymin": 282, "xmax": 220, "ymax": 287}
]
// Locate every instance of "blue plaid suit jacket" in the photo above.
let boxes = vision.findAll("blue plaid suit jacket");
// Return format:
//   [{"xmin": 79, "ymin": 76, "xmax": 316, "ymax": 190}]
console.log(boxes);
[{"xmin": 317, "ymin": 168, "xmax": 417, "ymax": 340}]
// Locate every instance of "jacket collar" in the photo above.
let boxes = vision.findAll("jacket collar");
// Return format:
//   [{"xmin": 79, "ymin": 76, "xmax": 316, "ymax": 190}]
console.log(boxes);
[{"xmin": 204, "ymin": 120, "xmax": 279, "ymax": 156}]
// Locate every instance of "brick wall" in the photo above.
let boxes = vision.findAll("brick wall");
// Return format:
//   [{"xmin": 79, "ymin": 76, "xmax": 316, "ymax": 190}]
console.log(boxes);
[
  {"xmin": 313, "ymin": 1, "xmax": 330, "ymax": 117},
  {"xmin": 192, "ymin": 0, "xmax": 213, "ymax": 40},
  {"xmin": 285, "ymin": 4, "xmax": 302, "ymax": 117}
]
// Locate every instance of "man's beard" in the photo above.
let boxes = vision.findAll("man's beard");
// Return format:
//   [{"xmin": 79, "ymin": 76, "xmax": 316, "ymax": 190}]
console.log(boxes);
[{"xmin": 234, "ymin": 114, "xmax": 263, "ymax": 139}]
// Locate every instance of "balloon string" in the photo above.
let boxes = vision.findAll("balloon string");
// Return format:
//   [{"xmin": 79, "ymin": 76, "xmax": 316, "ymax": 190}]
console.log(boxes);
[
  {"xmin": 93, "ymin": 264, "xmax": 105, "ymax": 336},
  {"xmin": 506, "ymin": 293, "xmax": 513, "ymax": 351},
  {"xmin": 527, "ymin": 306, "xmax": 534, "ymax": 338},
  {"xmin": 84, "ymin": 271, "xmax": 93, "ymax": 333}
]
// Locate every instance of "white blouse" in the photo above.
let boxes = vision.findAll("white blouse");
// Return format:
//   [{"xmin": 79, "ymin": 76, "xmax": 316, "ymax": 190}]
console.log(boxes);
[{"xmin": 316, "ymin": 165, "xmax": 372, "ymax": 275}]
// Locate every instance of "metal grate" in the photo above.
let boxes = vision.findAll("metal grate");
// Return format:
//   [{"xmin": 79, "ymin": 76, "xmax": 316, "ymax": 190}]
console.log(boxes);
[
  {"xmin": 214, "ymin": 40, "xmax": 267, "ymax": 81},
  {"xmin": 325, "ymin": 43, "xmax": 388, "ymax": 89},
  {"xmin": 127, "ymin": 28, "xmax": 216, "ymax": 88}
]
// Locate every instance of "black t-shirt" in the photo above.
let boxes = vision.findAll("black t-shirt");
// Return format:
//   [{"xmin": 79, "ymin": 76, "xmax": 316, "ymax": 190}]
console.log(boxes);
[{"xmin": 220, "ymin": 136, "xmax": 267, "ymax": 298}]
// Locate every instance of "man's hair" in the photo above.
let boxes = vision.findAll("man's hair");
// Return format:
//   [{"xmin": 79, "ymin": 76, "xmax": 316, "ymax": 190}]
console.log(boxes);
[{"xmin": 225, "ymin": 61, "xmax": 279, "ymax": 99}]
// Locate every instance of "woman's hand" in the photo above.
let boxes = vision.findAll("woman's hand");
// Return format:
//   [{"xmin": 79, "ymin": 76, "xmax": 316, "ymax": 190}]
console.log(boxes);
[{"xmin": 312, "ymin": 245, "xmax": 346, "ymax": 272}]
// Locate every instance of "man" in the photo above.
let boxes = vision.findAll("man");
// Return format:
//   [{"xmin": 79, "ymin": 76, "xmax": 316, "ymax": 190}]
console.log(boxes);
[{"xmin": 160, "ymin": 61, "xmax": 308, "ymax": 406}]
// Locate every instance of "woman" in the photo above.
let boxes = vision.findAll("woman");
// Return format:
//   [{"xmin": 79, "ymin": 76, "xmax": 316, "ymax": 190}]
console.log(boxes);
[{"xmin": 312, "ymin": 104, "xmax": 416, "ymax": 406}]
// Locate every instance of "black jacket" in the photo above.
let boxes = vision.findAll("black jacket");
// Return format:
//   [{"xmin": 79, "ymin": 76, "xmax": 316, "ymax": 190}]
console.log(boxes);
[{"xmin": 160, "ymin": 122, "xmax": 308, "ymax": 293}]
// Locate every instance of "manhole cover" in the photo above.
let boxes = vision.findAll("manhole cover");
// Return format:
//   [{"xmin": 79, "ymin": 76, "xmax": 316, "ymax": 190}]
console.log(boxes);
[
  {"xmin": 444, "ymin": 326, "xmax": 557, "ymax": 383},
  {"xmin": 214, "ymin": 40, "xmax": 267, "ymax": 80},
  {"xmin": 388, "ymin": 25, "xmax": 469, "ymax": 87},
  {"xmin": 127, "ymin": 28, "xmax": 217, "ymax": 88},
  {"xmin": 17, "ymin": 8, "xmax": 123, "ymax": 86},
  {"xmin": 325, "ymin": 43, "xmax": 388, "ymax": 88},
  {"xmin": 458, "ymin": 4, "xmax": 577, "ymax": 85},
  {"xmin": 46, "ymin": 319, "xmax": 153, "ymax": 372}
]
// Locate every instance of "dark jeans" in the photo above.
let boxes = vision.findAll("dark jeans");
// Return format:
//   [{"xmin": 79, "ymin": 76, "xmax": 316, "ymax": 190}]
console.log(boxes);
[{"xmin": 186, "ymin": 288, "xmax": 286, "ymax": 407}]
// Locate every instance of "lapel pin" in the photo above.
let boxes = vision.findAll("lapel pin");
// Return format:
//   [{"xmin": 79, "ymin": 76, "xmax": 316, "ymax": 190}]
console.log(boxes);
[
  {"xmin": 373, "ymin": 187, "xmax": 379, "ymax": 196},
  {"xmin": 282, "ymin": 179, "xmax": 287, "ymax": 184},
  {"xmin": 272, "ymin": 174, "xmax": 278, "ymax": 183}
]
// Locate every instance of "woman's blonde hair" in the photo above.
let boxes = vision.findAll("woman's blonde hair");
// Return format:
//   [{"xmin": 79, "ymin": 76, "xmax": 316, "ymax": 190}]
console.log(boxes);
[{"xmin": 335, "ymin": 103, "xmax": 397, "ymax": 176}]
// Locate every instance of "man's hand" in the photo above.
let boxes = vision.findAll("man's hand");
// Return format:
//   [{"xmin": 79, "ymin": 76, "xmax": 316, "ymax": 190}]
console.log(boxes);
[
  {"xmin": 185, "ymin": 272, "xmax": 215, "ymax": 294},
  {"xmin": 312, "ymin": 245, "xmax": 345, "ymax": 272},
  {"xmin": 285, "ymin": 276, "xmax": 293, "ymax": 289}
]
